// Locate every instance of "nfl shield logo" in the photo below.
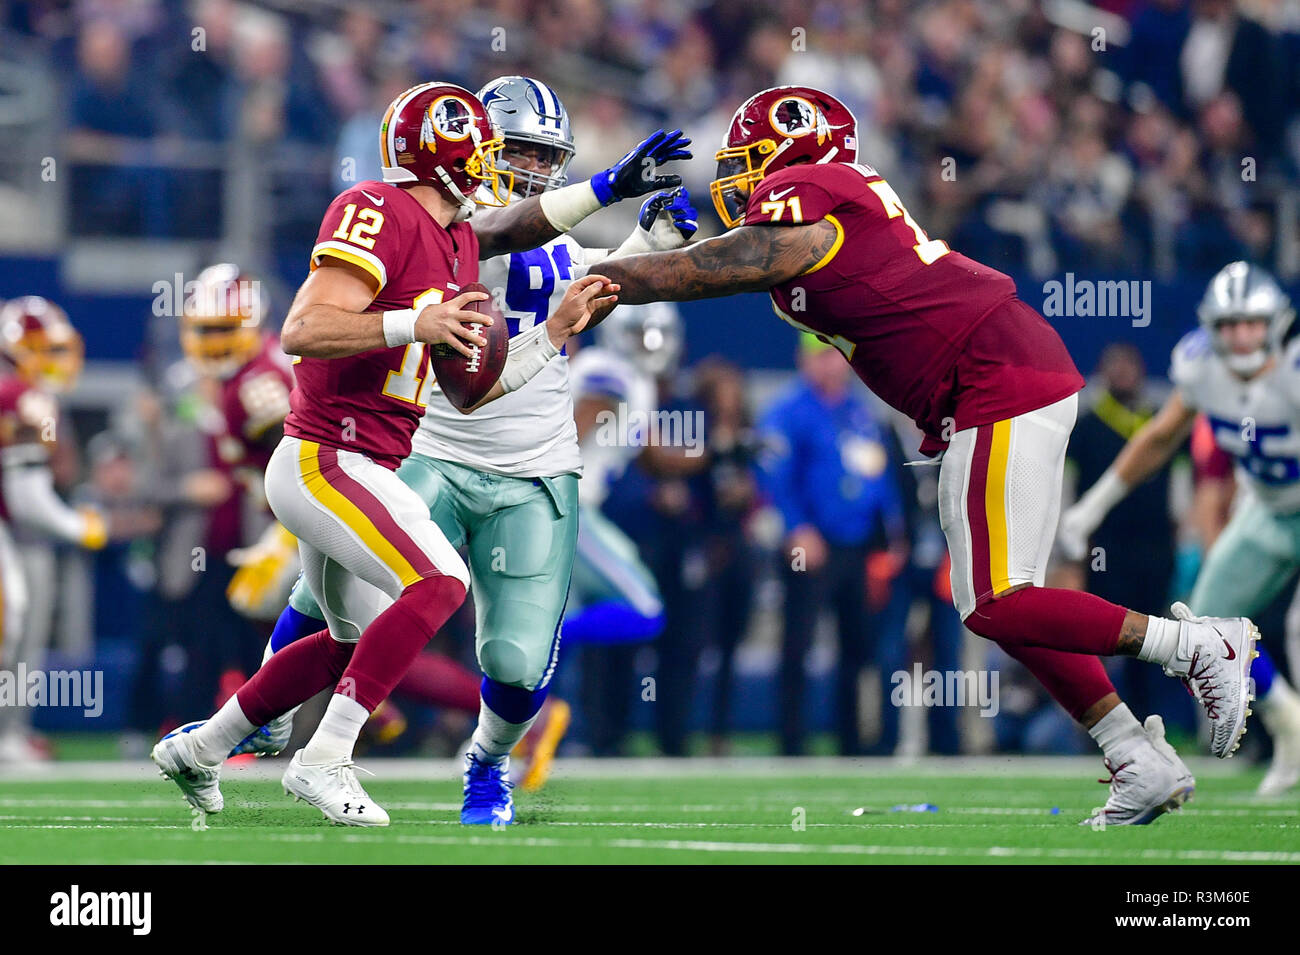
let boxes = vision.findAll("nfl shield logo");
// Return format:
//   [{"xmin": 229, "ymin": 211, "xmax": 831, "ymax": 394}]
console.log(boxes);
[{"xmin": 395, "ymin": 136, "xmax": 407, "ymax": 151}]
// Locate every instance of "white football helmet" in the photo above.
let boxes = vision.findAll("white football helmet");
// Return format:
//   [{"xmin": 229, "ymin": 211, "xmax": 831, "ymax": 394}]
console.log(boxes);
[
  {"xmin": 1197, "ymin": 261, "xmax": 1294, "ymax": 376},
  {"xmin": 598, "ymin": 302, "xmax": 683, "ymax": 379}
]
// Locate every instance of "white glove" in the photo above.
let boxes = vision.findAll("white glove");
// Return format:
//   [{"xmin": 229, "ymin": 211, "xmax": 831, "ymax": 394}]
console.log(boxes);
[{"xmin": 1057, "ymin": 468, "xmax": 1129, "ymax": 561}]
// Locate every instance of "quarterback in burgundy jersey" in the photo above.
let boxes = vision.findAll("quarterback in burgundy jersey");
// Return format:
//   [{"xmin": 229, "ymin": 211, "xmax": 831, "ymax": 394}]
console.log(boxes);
[
  {"xmin": 282, "ymin": 177, "xmax": 481, "ymax": 469},
  {"xmin": 590, "ymin": 85, "xmax": 1260, "ymax": 825},
  {"xmin": 153, "ymin": 81, "xmax": 618, "ymax": 827}
]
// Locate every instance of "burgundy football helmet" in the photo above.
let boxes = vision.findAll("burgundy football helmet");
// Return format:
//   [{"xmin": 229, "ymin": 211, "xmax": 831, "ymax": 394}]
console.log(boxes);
[
  {"xmin": 0, "ymin": 296, "xmax": 84, "ymax": 393},
  {"xmin": 182, "ymin": 263, "xmax": 266, "ymax": 378},
  {"xmin": 379, "ymin": 82, "xmax": 513, "ymax": 218},
  {"xmin": 711, "ymin": 86, "xmax": 858, "ymax": 227}
]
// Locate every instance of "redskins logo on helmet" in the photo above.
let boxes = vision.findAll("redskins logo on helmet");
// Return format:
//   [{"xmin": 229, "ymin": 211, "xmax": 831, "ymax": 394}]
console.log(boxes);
[
  {"xmin": 181, "ymin": 263, "xmax": 266, "ymax": 379},
  {"xmin": 380, "ymin": 82, "xmax": 514, "ymax": 219},
  {"xmin": 770, "ymin": 97, "xmax": 817, "ymax": 137},
  {"xmin": 711, "ymin": 86, "xmax": 858, "ymax": 228},
  {"xmin": 0, "ymin": 296, "xmax": 85, "ymax": 394}
]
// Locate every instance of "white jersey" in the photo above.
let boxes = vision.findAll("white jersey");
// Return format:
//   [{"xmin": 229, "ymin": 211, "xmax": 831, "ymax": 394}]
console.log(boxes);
[
  {"xmin": 413, "ymin": 234, "xmax": 592, "ymax": 477},
  {"xmin": 1171, "ymin": 328, "xmax": 1300, "ymax": 513},
  {"xmin": 567, "ymin": 345, "xmax": 656, "ymax": 507}
]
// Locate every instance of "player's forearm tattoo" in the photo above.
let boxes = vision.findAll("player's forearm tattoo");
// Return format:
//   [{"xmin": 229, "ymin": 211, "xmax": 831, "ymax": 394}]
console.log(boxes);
[
  {"xmin": 592, "ymin": 220, "xmax": 839, "ymax": 303},
  {"xmin": 475, "ymin": 195, "xmax": 561, "ymax": 258}
]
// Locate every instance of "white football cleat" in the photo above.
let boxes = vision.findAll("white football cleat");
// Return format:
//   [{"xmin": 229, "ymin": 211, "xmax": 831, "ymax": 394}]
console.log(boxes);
[
  {"xmin": 1082, "ymin": 715, "xmax": 1195, "ymax": 827},
  {"xmin": 1166, "ymin": 602, "xmax": 1258, "ymax": 758},
  {"xmin": 152, "ymin": 725, "xmax": 224, "ymax": 813},
  {"xmin": 282, "ymin": 750, "xmax": 389, "ymax": 827},
  {"xmin": 1256, "ymin": 682, "xmax": 1300, "ymax": 798}
]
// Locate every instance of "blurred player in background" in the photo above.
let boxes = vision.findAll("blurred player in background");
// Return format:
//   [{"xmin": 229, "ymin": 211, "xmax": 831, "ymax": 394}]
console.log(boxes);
[
  {"xmin": 565, "ymin": 304, "xmax": 675, "ymax": 752},
  {"xmin": 590, "ymin": 84, "xmax": 1262, "ymax": 825},
  {"xmin": 178, "ymin": 263, "xmax": 300, "ymax": 626},
  {"xmin": 1062, "ymin": 261, "xmax": 1300, "ymax": 797},
  {"xmin": 0, "ymin": 297, "xmax": 108, "ymax": 761}
]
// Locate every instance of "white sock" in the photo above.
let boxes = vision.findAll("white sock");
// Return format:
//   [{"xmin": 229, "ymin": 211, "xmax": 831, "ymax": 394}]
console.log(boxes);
[
  {"xmin": 470, "ymin": 698, "xmax": 536, "ymax": 763},
  {"xmin": 300, "ymin": 693, "xmax": 369, "ymax": 765},
  {"xmin": 1136, "ymin": 616, "xmax": 1179, "ymax": 666},
  {"xmin": 191, "ymin": 695, "xmax": 257, "ymax": 766},
  {"xmin": 1088, "ymin": 702, "xmax": 1146, "ymax": 762}
]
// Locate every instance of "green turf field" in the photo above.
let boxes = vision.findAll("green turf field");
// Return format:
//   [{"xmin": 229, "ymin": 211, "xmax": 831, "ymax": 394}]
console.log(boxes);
[{"xmin": 0, "ymin": 757, "xmax": 1297, "ymax": 864}]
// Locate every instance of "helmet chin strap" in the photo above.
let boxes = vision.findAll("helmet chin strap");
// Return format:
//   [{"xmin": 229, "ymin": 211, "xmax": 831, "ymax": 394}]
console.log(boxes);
[{"xmin": 434, "ymin": 164, "xmax": 477, "ymax": 221}]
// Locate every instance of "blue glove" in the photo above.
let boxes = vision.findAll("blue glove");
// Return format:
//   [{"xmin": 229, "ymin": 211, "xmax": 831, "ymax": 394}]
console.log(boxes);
[
  {"xmin": 638, "ymin": 186, "xmax": 698, "ymax": 241},
  {"xmin": 590, "ymin": 129, "xmax": 693, "ymax": 205}
]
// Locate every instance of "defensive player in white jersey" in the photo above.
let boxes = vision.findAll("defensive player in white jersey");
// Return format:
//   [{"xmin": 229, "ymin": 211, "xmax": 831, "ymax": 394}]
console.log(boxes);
[
  {"xmin": 1061, "ymin": 261, "xmax": 1300, "ymax": 797},
  {"xmin": 262, "ymin": 76, "xmax": 697, "ymax": 823}
]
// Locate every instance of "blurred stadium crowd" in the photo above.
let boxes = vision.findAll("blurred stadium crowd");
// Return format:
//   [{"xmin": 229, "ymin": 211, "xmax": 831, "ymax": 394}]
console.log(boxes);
[
  {"xmin": 0, "ymin": 0, "xmax": 1297, "ymax": 762},
  {"xmin": 1, "ymin": 0, "xmax": 1296, "ymax": 272}
]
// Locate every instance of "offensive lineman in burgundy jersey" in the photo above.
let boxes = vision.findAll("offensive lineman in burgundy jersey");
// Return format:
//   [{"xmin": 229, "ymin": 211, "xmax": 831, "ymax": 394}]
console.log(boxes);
[
  {"xmin": 591, "ymin": 85, "xmax": 1259, "ymax": 824},
  {"xmin": 755, "ymin": 161, "xmax": 1083, "ymax": 454}
]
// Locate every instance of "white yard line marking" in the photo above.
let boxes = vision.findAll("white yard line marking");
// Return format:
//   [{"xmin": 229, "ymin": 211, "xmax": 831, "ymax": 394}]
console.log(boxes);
[{"xmin": 69, "ymin": 828, "xmax": 1295, "ymax": 863}]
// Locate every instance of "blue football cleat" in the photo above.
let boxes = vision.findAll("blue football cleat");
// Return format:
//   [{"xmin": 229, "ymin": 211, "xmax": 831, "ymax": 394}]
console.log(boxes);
[
  {"xmin": 230, "ymin": 713, "xmax": 293, "ymax": 758},
  {"xmin": 461, "ymin": 751, "xmax": 515, "ymax": 825},
  {"xmin": 169, "ymin": 716, "xmax": 291, "ymax": 759}
]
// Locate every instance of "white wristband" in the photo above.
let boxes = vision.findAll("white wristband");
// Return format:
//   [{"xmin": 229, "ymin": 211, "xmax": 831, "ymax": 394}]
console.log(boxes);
[
  {"xmin": 610, "ymin": 227, "xmax": 654, "ymax": 259},
  {"xmin": 499, "ymin": 323, "xmax": 560, "ymax": 394},
  {"xmin": 382, "ymin": 309, "xmax": 418, "ymax": 348},
  {"xmin": 539, "ymin": 180, "xmax": 602, "ymax": 233}
]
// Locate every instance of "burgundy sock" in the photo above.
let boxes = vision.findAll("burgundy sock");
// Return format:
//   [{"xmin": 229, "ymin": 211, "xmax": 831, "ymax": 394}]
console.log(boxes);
[
  {"xmin": 964, "ymin": 587, "xmax": 1127, "ymax": 655},
  {"xmin": 237, "ymin": 629, "xmax": 355, "ymax": 726},
  {"xmin": 395, "ymin": 651, "xmax": 482, "ymax": 715},
  {"xmin": 997, "ymin": 642, "xmax": 1116, "ymax": 722},
  {"xmin": 339, "ymin": 575, "xmax": 467, "ymax": 712}
]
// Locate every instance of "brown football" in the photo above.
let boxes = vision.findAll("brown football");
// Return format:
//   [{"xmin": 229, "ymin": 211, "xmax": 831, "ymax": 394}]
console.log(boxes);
[{"xmin": 429, "ymin": 282, "xmax": 509, "ymax": 410}]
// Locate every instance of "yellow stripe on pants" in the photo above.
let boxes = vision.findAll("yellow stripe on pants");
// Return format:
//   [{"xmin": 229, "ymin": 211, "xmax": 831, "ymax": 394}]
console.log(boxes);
[
  {"xmin": 984, "ymin": 418, "xmax": 1012, "ymax": 595},
  {"xmin": 296, "ymin": 439, "xmax": 423, "ymax": 589}
]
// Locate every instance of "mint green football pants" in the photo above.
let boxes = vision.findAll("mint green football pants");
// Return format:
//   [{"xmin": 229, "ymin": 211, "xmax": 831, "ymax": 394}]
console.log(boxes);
[
  {"xmin": 1188, "ymin": 494, "xmax": 1300, "ymax": 618},
  {"xmin": 290, "ymin": 454, "xmax": 578, "ymax": 691}
]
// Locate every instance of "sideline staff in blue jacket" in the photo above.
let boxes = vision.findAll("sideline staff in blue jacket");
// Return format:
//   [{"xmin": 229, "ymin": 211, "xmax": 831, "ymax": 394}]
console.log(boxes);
[{"xmin": 759, "ymin": 334, "xmax": 905, "ymax": 755}]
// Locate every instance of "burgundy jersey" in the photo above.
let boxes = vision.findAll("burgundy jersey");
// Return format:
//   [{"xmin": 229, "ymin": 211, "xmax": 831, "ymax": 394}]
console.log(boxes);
[
  {"xmin": 0, "ymin": 376, "xmax": 57, "ymax": 522},
  {"xmin": 284, "ymin": 180, "xmax": 479, "ymax": 469},
  {"xmin": 748, "ymin": 163, "xmax": 1083, "ymax": 453},
  {"xmin": 214, "ymin": 335, "xmax": 295, "ymax": 473}
]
